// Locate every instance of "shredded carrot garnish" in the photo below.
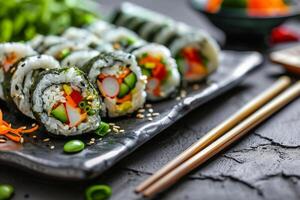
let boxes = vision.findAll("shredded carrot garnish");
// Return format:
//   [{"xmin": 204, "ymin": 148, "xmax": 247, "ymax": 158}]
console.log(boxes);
[{"xmin": 0, "ymin": 109, "xmax": 39, "ymax": 143}]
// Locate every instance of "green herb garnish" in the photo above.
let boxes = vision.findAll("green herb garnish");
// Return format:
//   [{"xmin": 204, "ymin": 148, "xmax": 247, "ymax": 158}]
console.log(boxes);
[
  {"xmin": 85, "ymin": 185, "xmax": 112, "ymax": 200},
  {"xmin": 95, "ymin": 122, "xmax": 110, "ymax": 137}
]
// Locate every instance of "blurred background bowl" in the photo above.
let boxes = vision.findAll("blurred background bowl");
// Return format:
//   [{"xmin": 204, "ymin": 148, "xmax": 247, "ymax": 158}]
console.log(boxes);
[{"xmin": 190, "ymin": 0, "xmax": 300, "ymax": 38}]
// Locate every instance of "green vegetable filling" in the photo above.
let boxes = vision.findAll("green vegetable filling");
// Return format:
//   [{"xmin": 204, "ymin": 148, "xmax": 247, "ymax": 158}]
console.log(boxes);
[
  {"xmin": 124, "ymin": 73, "xmax": 137, "ymax": 89},
  {"xmin": 118, "ymin": 83, "xmax": 130, "ymax": 98},
  {"xmin": 51, "ymin": 104, "xmax": 68, "ymax": 123}
]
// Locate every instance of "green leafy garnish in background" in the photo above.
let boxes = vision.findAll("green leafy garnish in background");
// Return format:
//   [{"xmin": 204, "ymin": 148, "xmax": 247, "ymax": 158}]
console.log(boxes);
[{"xmin": 0, "ymin": 0, "xmax": 100, "ymax": 42}]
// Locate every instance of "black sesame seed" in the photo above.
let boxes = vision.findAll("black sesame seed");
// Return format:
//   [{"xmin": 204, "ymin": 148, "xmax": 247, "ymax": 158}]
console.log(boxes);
[
  {"xmin": 21, "ymin": 63, "xmax": 25, "ymax": 67},
  {"xmin": 15, "ymin": 85, "xmax": 19, "ymax": 90},
  {"xmin": 38, "ymin": 55, "xmax": 41, "ymax": 59}
]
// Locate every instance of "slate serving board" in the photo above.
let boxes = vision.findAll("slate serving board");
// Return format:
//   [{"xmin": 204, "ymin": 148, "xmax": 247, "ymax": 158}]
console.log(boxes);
[{"xmin": 0, "ymin": 50, "xmax": 262, "ymax": 180}]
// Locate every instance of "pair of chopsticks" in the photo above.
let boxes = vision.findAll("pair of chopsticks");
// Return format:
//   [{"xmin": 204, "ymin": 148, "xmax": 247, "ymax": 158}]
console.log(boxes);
[{"xmin": 135, "ymin": 76, "xmax": 300, "ymax": 197}]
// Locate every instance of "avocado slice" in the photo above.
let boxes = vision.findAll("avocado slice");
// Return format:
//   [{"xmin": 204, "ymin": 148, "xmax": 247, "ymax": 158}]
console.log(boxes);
[
  {"xmin": 141, "ymin": 68, "xmax": 152, "ymax": 77},
  {"xmin": 124, "ymin": 73, "xmax": 137, "ymax": 89},
  {"xmin": 51, "ymin": 104, "xmax": 68, "ymax": 123},
  {"xmin": 118, "ymin": 83, "xmax": 130, "ymax": 98}
]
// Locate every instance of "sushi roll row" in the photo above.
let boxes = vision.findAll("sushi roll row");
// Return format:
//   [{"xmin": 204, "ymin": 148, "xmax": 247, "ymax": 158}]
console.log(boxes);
[
  {"xmin": 0, "ymin": 43, "xmax": 102, "ymax": 136},
  {"xmin": 28, "ymin": 22, "xmax": 181, "ymax": 102},
  {"xmin": 109, "ymin": 2, "xmax": 220, "ymax": 82}
]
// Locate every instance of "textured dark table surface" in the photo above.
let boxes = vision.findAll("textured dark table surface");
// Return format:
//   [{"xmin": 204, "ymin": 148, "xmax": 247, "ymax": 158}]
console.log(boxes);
[{"xmin": 1, "ymin": 1, "xmax": 300, "ymax": 200}]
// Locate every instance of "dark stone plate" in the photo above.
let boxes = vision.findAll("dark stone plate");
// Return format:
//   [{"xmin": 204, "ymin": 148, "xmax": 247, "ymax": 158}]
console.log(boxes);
[{"xmin": 0, "ymin": 50, "xmax": 262, "ymax": 180}]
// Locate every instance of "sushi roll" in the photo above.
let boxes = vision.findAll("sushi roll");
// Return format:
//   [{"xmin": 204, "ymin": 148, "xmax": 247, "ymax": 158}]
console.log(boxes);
[
  {"xmin": 61, "ymin": 50, "xmax": 100, "ymax": 69},
  {"xmin": 0, "ymin": 43, "xmax": 37, "ymax": 100},
  {"xmin": 62, "ymin": 27, "xmax": 102, "ymax": 48},
  {"xmin": 171, "ymin": 31, "xmax": 220, "ymax": 82},
  {"xmin": 5, "ymin": 55, "xmax": 60, "ymax": 118},
  {"xmin": 86, "ymin": 20, "xmax": 115, "ymax": 38},
  {"xmin": 31, "ymin": 67, "xmax": 101, "ymax": 136},
  {"xmin": 29, "ymin": 35, "xmax": 68, "ymax": 53},
  {"xmin": 129, "ymin": 43, "xmax": 180, "ymax": 101},
  {"xmin": 110, "ymin": 2, "xmax": 220, "ymax": 82},
  {"xmin": 102, "ymin": 27, "xmax": 144, "ymax": 51},
  {"xmin": 43, "ymin": 41, "xmax": 87, "ymax": 61},
  {"xmin": 84, "ymin": 51, "xmax": 146, "ymax": 117}
]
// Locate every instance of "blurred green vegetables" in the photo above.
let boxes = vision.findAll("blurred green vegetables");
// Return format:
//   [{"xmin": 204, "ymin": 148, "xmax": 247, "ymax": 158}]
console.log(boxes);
[{"xmin": 0, "ymin": 0, "xmax": 100, "ymax": 42}]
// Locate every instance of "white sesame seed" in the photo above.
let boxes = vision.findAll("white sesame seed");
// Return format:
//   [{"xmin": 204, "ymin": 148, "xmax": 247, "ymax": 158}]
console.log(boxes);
[
  {"xmin": 43, "ymin": 138, "xmax": 50, "ymax": 142},
  {"xmin": 193, "ymin": 84, "xmax": 200, "ymax": 90},
  {"xmin": 152, "ymin": 113, "xmax": 160, "ymax": 116},
  {"xmin": 148, "ymin": 117, "xmax": 153, "ymax": 121},
  {"xmin": 148, "ymin": 108, "xmax": 154, "ymax": 113},
  {"xmin": 136, "ymin": 114, "xmax": 144, "ymax": 119},
  {"xmin": 145, "ymin": 104, "xmax": 152, "ymax": 108},
  {"xmin": 0, "ymin": 138, "xmax": 6, "ymax": 143},
  {"xmin": 113, "ymin": 128, "xmax": 119, "ymax": 133},
  {"xmin": 138, "ymin": 109, "xmax": 145, "ymax": 113}
]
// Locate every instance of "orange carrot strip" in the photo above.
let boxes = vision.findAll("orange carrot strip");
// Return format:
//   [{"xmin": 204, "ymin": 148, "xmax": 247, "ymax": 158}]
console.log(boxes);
[
  {"xmin": 21, "ymin": 125, "xmax": 39, "ymax": 134},
  {"xmin": 66, "ymin": 96, "xmax": 77, "ymax": 108},
  {"xmin": 5, "ymin": 133, "xmax": 22, "ymax": 143}
]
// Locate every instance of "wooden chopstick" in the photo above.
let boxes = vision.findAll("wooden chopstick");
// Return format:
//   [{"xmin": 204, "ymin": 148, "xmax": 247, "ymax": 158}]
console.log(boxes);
[
  {"xmin": 141, "ymin": 80, "xmax": 300, "ymax": 197},
  {"xmin": 135, "ymin": 76, "xmax": 291, "ymax": 193}
]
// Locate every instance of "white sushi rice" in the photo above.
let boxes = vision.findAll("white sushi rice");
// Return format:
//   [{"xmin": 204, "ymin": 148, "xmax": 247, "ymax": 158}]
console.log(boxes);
[
  {"xmin": 132, "ymin": 44, "xmax": 180, "ymax": 101},
  {"xmin": 32, "ymin": 67, "xmax": 101, "ymax": 136},
  {"xmin": 0, "ymin": 43, "xmax": 37, "ymax": 100},
  {"xmin": 62, "ymin": 27, "xmax": 103, "ymax": 47},
  {"xmin": 28, "ymin": 35, "xmax": 68, "ymax": 53},
  {"xmin": 87, "ymin": 20, "xmax": 115, "ymax": 38},
  {"xmin": 87, "ymin": 51, "xmax": 146, "ymax": 117},
  {"xmin": 102, "ymin": 27, "xmax": 141, "ymax": 50},
  {"xmin": 44, "ymin": 41, "xmax": 88, "ymax": 60},
  {"xmin": 10, "ymin": 55, "xmax": 60, "ymax": 118},
  {"xmin": 61, "ymin": 50, "xmax": 99, "ymax": 69}
]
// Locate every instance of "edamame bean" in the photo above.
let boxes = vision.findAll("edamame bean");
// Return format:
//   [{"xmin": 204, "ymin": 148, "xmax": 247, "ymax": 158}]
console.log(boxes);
[
  {"xmin": 63, "ymin": 140, "xmax": 85, "ymax": 153},
  {"xmin": 0, "ymin": 184, "xmax": 14, "ymax": 200}
]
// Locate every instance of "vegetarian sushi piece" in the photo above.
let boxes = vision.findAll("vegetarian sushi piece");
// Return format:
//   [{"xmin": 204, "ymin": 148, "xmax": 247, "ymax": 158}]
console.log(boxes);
[
  {"xmin": 62, "ymin": 27, "xmax": 103, "ymax": 48},
  {"xmin": 102, "ymin": 27, "xmax": 144, "ymax": 51},
  {"xmin": 84, "ymin": 51, "xmax": 146, "ymax": 117},
  {"xmin": 0, "ymin": 43, "xmax": 37, "ymax": 100},
  {"xmin": 129, "ymin": 43, "xmax": 180, "ymax": 101},
  {"xmin": 31, "ymin": 67, "xmax": 101, "ymax": 136},
  {"xmin": 28, "ymin": 35, "xmax": 68, "ymax": 53},
  {"xmin": 4, "ymin": 55, "xmax": 60, "ymax": 118},
  {"xmin": 61, "ymin": 50, "xmax": 100, "ymax": 69},
  {"xmin": 86, "ymin": 20, "xmax": 115, "ymax": 38},
  {"xmin": 43, "ymin": 41, "xmax": 87, "ymax": 61},
  {"xmin": 110, "ymin": 2, "xmax": 220, "ymax": 82}
]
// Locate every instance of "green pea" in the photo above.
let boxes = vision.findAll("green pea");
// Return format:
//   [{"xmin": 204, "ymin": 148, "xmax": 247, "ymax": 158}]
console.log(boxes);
[
  {"xmin": 85, "ymin": 185, "xmax": 112, "ymax": 200},
  {"xmin": 79, "ymin": 101, "xmax": 87, "ymax": 109},
  {"xmin": 84, "ymin": 105, "xmax": 92, "ymax": 113},
  {"xmin": 63, "ymin": 140, "xmax": 85, "ymax": 153},
  {"xmin": 95, "ymin": 122, "xmax": 110, "ymax": 137},
  {"xmin": 87, "ymin": 109, "xmax": 96, "ymax": 116},
  {"xmin": 0, "ymin": 184, "xmax": 14, "ymax": 200}
]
